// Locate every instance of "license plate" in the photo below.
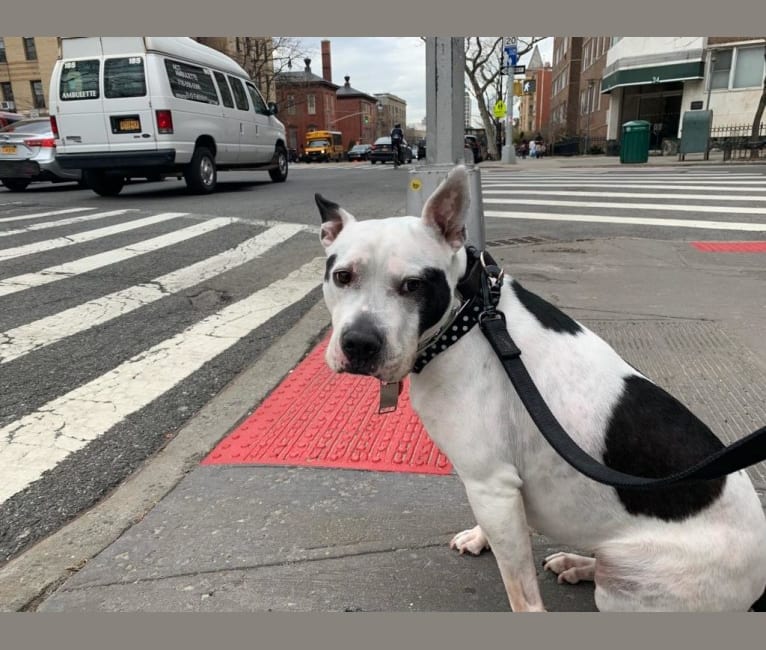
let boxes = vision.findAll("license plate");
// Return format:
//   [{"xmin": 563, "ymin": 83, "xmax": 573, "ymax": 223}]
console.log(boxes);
[
  {"xmin": 118, "ymin": 118, "xmax": 140, "ymax": 132},
  {"xmin": 1, "ymin": 145, "xmax": 16, "ymax": 154}
]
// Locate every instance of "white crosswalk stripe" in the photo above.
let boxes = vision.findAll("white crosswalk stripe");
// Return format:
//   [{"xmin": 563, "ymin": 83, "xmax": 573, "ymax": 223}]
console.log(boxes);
[
  {"xmin": 0, "ymin": 207, "xmax": 322, "ymax": 506},
  {"xmin": 480, "ymin": 168, "xmax": 766, "ymax": 232}
]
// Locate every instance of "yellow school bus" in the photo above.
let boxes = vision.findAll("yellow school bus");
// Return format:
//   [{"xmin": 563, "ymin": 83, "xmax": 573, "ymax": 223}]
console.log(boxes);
[{"xmin": 304, "ymin": 130, "xmax": 344, "ymax": 162}]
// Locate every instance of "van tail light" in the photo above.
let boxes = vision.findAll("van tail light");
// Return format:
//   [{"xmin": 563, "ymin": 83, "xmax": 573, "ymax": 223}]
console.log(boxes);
[
  {"xmin": 24, "ymin": 138, "xmax": 57, "ymax": 148},
  {"xmin": 155, "ymin": 110, "xmax": 173, "ymax": 134},
  {"xmin": 50, "ymin": 115, "xmax": 59, "ymax": 138}
]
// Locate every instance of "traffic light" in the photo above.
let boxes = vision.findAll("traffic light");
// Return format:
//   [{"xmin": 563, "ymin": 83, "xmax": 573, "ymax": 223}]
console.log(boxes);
[{"xmin": 513, "ymin": 80, "xmax": 523, "ymax": 97}]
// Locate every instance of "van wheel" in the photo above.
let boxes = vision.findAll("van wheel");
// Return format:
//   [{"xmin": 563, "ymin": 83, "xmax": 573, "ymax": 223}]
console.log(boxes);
[
  {"xmin": 184, "ymin": 147, "xmax": 217, "ymax": 194},
  {"xmin": 85, "ymin": 171, "xmax": 125, "ymax": 196},
  {"xmin": 1, "ymin": 178, "xmax": 31, "ymax": 192},
  {"xmin": 268, "ymin": 145, "xmax": 288, "ymax": 183}
]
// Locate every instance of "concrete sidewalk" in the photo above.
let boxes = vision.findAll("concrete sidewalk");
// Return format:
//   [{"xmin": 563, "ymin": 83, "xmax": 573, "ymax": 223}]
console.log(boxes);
[{"xmin": 1, "ymin": 158, "xmax": 765, "ymax": 612}]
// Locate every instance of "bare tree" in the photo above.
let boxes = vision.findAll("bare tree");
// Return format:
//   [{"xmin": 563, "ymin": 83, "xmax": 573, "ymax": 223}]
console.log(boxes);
[
  {"xmin": 465, "ymin": 37, "xmax": 546, "ymax": 158},
  {"xmin": 750, "ymin": 43, "xmax": 766, "ymax": 159},
  {"xmin": 230, "ymin": 37, "xmax": 312, "ymax": 101}
]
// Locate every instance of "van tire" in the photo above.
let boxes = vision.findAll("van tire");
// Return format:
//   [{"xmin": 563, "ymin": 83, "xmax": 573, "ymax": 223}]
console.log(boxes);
[
  {"xmin": 1, "ymin": 178, "xmax": 31, "ymax": 192},
  {"xmin": 268, "ymin": 145, "xmax": 288, "ymax": 183},
  {"xmin": 184, "ymin": 147, "xmax": 217, "ymax": 194},
  {"xmin": 85, "ymin": 171, "xmax": 125, "ymax": 196}
]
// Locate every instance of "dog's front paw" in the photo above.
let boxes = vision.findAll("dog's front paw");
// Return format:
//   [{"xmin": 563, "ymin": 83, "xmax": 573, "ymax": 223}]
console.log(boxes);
[
  {"xmin": 543, "ymin": 552, "xmax": 596, "ymax": 584},
  {"xmin": 449, "ymin": 525, "xmax": 490, "ymax": 555}
]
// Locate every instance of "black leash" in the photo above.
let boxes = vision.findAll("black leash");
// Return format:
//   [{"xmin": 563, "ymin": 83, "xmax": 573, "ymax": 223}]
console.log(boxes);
[{"xmin": 474, "ymin": 247, "xmax": 766, "ymax": 490}]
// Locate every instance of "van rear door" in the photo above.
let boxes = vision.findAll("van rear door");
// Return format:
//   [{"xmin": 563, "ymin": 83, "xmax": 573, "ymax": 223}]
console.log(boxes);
[{"xmin": 101, "ymin": 41, "xmax": 157, "ymax": 154}]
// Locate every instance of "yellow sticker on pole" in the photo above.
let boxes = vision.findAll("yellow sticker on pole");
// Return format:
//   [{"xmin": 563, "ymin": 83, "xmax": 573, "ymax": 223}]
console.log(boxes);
[
  {"xmin": 410, "ymin": 178, "xmax": 423, "ymax": 191},
  {"xmin": 493, "ymin": 100, "xmax": 507, "ymax": 119}
]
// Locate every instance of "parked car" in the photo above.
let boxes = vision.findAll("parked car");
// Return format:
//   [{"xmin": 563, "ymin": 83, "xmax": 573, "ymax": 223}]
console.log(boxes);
[
  {"xmin": 464, "ymin": 134, "xmax": 482, "ymax": 163},
  {"xmin": 416, "ymin": 138, "xmax": 426, "ymax": 160},
  {"xmin": 369, "ymin": 136, "xmax": 413, "ymax": 165},
  {"xmin": 0, "ymin": 111, "xmax": 25, "ymax": 129},
  {"xmin": 0, "ymin": 118, "xmax": 82, "ymax": 192},
  {"xmin": 347, "ymin": 143, "xmax": 372, "ymax": 161}
]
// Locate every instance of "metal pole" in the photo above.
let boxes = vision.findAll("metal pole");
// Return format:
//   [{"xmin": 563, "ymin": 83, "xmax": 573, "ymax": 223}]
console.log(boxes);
[{"xmin": 501, "ymin": 52, "xmax": 517, "ymax": 164}]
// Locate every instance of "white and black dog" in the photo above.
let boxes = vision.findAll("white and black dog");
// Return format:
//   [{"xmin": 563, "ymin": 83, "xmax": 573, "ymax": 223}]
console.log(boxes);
[{"xmin": 315, "ymin": 165, "xmax": 766, "ymax": 611}]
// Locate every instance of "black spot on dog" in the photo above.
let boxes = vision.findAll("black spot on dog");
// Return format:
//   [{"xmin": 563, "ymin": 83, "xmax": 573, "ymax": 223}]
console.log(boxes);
[
  {"xmin": 511, "ymin": 280, "xmax": 582, "ymax": 335},
  {"xmin": 414, "ymin": 267, "xmax": 452, "ymax": 336},
  {"xmin": 324, "ymin": 254, "xmax": 336, "ymax": 282},
  {"xmin": 603, "ymin": 374, "xmax": 726, "ymax": 521}
]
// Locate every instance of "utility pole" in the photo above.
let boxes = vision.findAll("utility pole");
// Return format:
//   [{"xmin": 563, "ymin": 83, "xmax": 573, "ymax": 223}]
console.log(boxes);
[
  {"xmin": 406, "ymin": 37, "xmax": 486, "ymax": 249},
  {"xmin": 501, "ymin": 36, "xmax": 517, "ymax": 164}
]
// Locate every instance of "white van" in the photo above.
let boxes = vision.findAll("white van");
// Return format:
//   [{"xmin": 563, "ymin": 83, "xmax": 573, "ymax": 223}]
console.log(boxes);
[{"xmin": 50, "ymin": 37, "xmax": 289, "ymax": 196}]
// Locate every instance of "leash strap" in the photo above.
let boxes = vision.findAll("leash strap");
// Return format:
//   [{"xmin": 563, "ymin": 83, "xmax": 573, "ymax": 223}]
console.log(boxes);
[{"xmin": 476, "ymin": 253, "xmax": 766, "ymax": 490}]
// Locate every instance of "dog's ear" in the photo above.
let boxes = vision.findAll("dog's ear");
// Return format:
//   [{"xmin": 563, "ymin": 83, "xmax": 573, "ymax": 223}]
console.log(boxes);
[
  {"xmin": 316, "ymin": 193, "xmax": 356, "ymax": 248},
  {"xmin": 420, "ymin": 165, "xmax": 469, "ymax": 251}
]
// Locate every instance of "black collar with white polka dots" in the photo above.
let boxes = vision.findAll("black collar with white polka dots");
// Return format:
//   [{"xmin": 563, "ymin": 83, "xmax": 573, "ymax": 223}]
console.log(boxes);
[{"xmin": 411, "ymin": 246, "xmax": 492, "ymax": 374}]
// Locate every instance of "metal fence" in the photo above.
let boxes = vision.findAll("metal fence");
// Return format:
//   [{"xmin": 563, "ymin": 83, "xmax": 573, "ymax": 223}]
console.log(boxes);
[{"xmin": 708, "ymin": 123, "xmax": 766, "ymax": 160}]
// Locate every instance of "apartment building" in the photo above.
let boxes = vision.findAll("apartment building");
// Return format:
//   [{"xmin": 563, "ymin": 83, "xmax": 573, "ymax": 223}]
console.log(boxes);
[
  {"xmin": 374, "ymin": 92, "xmax": 407, "ymax": 139},
  {"xmin": 578, "ymin": 37, "xmax": 610, "ymax": 151},
  {"xmin": 705, "ymin": 37, "xmax": 766, "ymax": 125},
  {"xmin": 549, "ymin": 37, "xmax": 583, "ymax": 140},
  {"xmin": 517, "ymin": 44, "xmax": 553, "ymax": 140},
  {"xmin": 0, "ymin": 36, "xmax": 58, "ymax": 115}
]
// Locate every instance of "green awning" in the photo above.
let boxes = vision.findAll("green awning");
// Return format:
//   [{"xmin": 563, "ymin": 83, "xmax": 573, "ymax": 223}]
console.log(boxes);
[{"xmin": 601, "ymin": 60, "xmax": 705, "ymax": 93}]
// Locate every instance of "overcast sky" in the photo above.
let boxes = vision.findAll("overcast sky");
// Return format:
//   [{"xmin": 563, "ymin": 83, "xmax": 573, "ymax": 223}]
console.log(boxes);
[{"xmin": 297, "ymin": 37, "xmax": 554, "ymax": 127}]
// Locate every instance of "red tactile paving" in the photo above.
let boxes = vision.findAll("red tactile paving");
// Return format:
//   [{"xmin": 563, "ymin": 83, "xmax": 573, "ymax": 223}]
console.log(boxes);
[
  {"xmin": 202, "ymin": 337, "xmax": 452, "ymax": 474},
  {"xmin": 691, "ymin": 241, "xmax": 766, "ymax": 253}
]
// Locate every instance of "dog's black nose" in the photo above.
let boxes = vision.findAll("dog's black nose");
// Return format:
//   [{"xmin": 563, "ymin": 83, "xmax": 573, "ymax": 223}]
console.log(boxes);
[{"xmin": 341, "ymin": 328, "xmax": 383, "ymax": 367}]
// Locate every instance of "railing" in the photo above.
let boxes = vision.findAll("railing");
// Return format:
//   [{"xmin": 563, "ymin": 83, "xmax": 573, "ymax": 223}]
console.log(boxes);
[{"xmin": 708, "ymin": 123, "xmax": 766, "ymax": 160}]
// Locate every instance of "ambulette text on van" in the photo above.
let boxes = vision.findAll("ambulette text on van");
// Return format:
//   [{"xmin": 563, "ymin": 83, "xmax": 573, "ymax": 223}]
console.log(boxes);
[{"xmin": 50, "ymin": 37, "xmax": 289, "ymax": 196}]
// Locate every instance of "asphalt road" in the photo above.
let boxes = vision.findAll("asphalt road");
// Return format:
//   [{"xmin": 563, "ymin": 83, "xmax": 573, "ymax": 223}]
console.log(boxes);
[{"xmin": 1, "ymin": 159, "xmax": 765, "ymax": 567}]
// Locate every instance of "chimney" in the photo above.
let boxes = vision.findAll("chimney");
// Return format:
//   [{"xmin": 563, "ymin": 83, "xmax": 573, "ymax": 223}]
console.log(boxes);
[
  {"xmin": 344, "ymin": 76, "xmax": 351, "ymax": 88},
  {"xmin": 303, "ymin": 58, "xmax": 311, "ymax": 73},
  {"xmin": 321, "ymin": 40, "xmax": 332, "ymax": 83}
]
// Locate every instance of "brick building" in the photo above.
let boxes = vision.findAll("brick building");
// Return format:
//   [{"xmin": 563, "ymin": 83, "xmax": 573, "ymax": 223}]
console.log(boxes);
[
  {"xmin": 335, "ymin": 75, "xmax": 379, "ymax": 149},
  {"xmin": 0, "ymin": 36, "xmax": 58, "ymax": 116},
  {"xmin": 549, "ymin": 37, "xmax": 583, "ymax": 140},
  {"xmin": 578, "ymin": 37, "xmax": 610, "ymax": 152}
]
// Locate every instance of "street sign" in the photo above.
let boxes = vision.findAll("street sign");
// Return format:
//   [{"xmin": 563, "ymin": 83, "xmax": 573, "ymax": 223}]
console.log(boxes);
[
  {"xmin": 493, "ymin": 100, "xmax": 507, "ymax": 119},
  {"xmin": 512, "ymin": 65, "xmax": 526, "ymax": 75},
  {"xmin": 504, "ymin": 47, "xmax": 518, "ymax": 68},
  {"xmin": 504, "ymin": 36, "xmax": 518, "ymax": 46}
]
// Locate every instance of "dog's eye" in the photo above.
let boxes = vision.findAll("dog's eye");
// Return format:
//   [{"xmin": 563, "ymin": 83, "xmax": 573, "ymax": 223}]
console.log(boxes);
[
  {"xmin": 333, "ymin": 270, "xmax": 353, "ymax": 286},
  {"xmin": 400, "ymin": 278, "xmax": 422, "ymax": 294}
]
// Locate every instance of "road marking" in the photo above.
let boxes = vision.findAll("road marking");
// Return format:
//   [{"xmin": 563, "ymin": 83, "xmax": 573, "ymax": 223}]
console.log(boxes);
[
  {"xmin": 481, "ymin": 189, "xmax": 766, "ymax": 203},
  {"xmin": 0, "ymin": 223, "xmax": 306, "ymax": 363},
  {"xmin": 482, "ymin": 197, "xmax": 766, "ymax": 215},
  {"xmin": 0, "ymin": 207, "xmax": 95, "ymax": 223},
  {"xmin": 0, "ymin": 256, "xmax": 325, "ymax": 504},
  {"xmin": 484, "ymin": 209, "xmax": 766, "ymax": 231},
  {"xmin": 0, "ymin": 209, "xmax": 140, "ymax": 238},
  {"xmin": 0, "ymin": 212, "xmax": 187, "ymax": 261},
  {"xmin": 481, "ymin": 182, "xmax": 766, "ymax": 192},
  {"xmin": 0, "ymin": 217, "xmax": 235, "ymax": 297}
]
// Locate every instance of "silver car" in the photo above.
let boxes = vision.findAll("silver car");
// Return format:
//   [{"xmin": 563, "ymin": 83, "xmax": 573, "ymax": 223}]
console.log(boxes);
[{"xmin": 0, "ymin": 118, "xmax": 81, "ymax": 192}]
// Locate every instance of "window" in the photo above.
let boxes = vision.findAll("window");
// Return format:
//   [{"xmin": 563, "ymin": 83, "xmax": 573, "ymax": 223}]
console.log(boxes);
[
  {"xmin": 228, "ymin": 76, "xmax": 250, "ymax": 110},
  {"xmin": 212, "ymin": 71, "xmax": 234, "ymax": 108},
  {"xmin": 0, "ymin": 38, "xmax": 6, "ymax": 63},
  {"xmin": 23, "ymin": 37, "xmax": 37, "ymax": 61},
  {"xmin": 246, "ymin": 82, "xmax": 270, "ymax": 115},
  {"xmin": 105, "ymin": 57, "xmax": 146, "ymax": 98},
  {"xmin": 710, "ymin": 46, "xmax": 765, "ymax": 90},
  {"xmin": 307, "ymin": 94, "xmax": 316, "ymax": 115},
  {"xmin": 60, "ymin": 59, "xmax": 100, "ymax": 100},
  {"xmin": 30, "ymin": 80, "xmax": 45, "ymax": 109},
  {"xmin": 287, "ymin": 94, "xmax": 296, "ymax": 115},
  {"xmin": 1, "ymin": 82, "xmax": 13, "ymax": 103},
  {"xmin": 733, "ymin": 46, "xmax": 765, "ymax": 88},
  {"xmin": 164, "ymin": 59, "xmax": 219, "ymax": 104},
  {"xmin": 711, "ymin": 50, "xmax": 732, "ymax": 89}
]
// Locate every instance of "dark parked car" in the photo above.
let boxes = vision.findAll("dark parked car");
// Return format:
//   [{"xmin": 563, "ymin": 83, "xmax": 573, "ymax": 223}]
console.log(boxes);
[
  {"xmin": 369, "ymin": 136, "xmax": 413, "ymax": 165},
  {"xmin": 416, "ymin": 139, "xmax": 426, "ymax": 160},
  {"xmin": 464, "ymin": 134, "xmax": 483, "ymax": 163},
  {"xmin": 0, "ymin": 118, "xmax": 82, "ymax": 191},
  {"xmin": 347, "ymin": 143, "xmax": 372, "ymax": 161}
]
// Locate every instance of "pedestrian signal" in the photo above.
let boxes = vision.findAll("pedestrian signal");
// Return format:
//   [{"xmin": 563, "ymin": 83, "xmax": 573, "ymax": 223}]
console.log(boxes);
[{"xmin": 523, "ymin": 79, "xmax": 536, "ymax": 95}]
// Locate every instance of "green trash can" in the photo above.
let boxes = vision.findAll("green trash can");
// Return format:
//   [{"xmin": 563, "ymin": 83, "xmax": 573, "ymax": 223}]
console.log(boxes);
[{"xmin": 620, "ymin": 120, "xmax": 651, "ymax": 163}]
